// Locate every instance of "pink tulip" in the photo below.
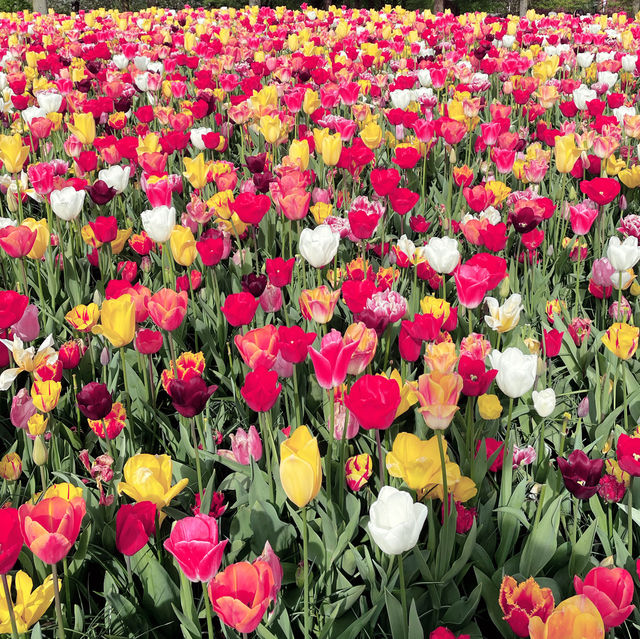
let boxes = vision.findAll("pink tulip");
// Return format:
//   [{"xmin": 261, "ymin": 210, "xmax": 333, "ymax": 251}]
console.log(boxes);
[
  {"xmin": 230, "ymin": 425, "xmax": 263, "ymax": 465},
  {"xmin": 164, "ymin": 514, "xmax": 228, "ymax": 583},
  {"xmin": 308, "ymin": 330, "xmax": 361, "ymax": 390}
]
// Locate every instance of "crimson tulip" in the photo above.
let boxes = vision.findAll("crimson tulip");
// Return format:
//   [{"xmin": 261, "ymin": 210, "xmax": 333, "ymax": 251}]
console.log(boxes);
[
  {"xmin": 77, "ymin": 382, "xmax": 113, "ymax": 421},
  {"xmin": 168, "ymin": 377, "xmax": 217, "ymax": 418},
  {"xmin": 241, "ymin": 367, "xmax": 281, "ymax": 412},
  {"xmin": 0, "ymin": 508, "xmax": 22, "ymax": 573},
  {"xmin": 116, "ymin": 501, "xmax": 156, "ymax": 556},
  {"xmin": 344, "ymin": 374, "xmax": 401, "ymax": 430},
  {"xmin": 221, "ymin": 292, "xmax": 259, "ymax": 327}
]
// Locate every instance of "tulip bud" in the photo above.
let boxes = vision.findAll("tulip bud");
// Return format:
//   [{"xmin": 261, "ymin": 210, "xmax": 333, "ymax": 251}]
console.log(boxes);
[
  {"xmin": 498, "ymin": 275, "xmax": 510, "ymax": 298},
  {"xmin": 100, "ymin": 347, "xmax": 111, "ymax": 366},
  {"xmin": 577, "ymin": 396, "xmax": 590, "ymax": 418},
  {"xmin": 295, "ymin": 561, "xmax": 305, "ymax": 588},
  {"xmin": 33, "ymin": 436, "xmax": 48, "ymax": 466}
]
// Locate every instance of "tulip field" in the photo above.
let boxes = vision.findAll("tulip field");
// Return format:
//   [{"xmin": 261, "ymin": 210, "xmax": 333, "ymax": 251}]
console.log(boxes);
[{"xmin": 5, "ymin": 4, "xmax": 640, "ymax": 639}]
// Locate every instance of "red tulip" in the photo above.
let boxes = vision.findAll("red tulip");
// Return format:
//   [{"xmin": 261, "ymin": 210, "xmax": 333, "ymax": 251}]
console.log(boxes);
[
  {"xmin": 459, "ymin": 356, "xmax": 497, "ymax": 396},
  {"xmin": 344, "ymin": 374, "xmax": 401, "ymax": 430},
  {"xmin": 168, "ymin": 377, "xmax": 217, "ymax": 418},
  {"xmin": 465, "ymin": 253, "xmax": 508, "ymax": 290},
  {"xmin": 265, "ymin": 257, "xmax": 295, "ymax": 287},
  {"xmin": 164, "ymin": 514, "xmax": 228, "ymax": 582},
  {"xmin": 277, "ymin": 325, "xmax": 316, "ymax": 364},
  {"xmin": 454, "ymin": 263, "xmax": 491, "ymax": 309},
  {"xmin": 19, "ymin": 496, "xmax": 86, "ymax": 564},
  {"xmin": 135, "ymin": 328, "xmax": 164, "ymax": 355},
  {"xmin": 574, "ymin": 566, "xmax": 635, "ymax": 630},
  {"xmin": 0, "ymin": 290, "xmax": 29, "ymax": 329},
  {"xmin": 370, "ymin": 168, "xmax": 400, "ymax": 196},
  {"xmin": 148, "ymin": 288, "xmax": 188, "ymax": 332},
  {"xmin": 0, "ymin": 508, "xmax": 22, "ymax": 573},
  {"xmin": 116, "ymin": 502, "xmax": 156, "ymax": 556},
  {"xmin": 241, "ymin": 367, "xmax": 282, "ymax": 412},
  {"xmin": 580, "ymin": 177, "xmax": 621, "ymax": 206},
  {"xmin": 221, "ymin": 292, "xmax": 259, "ymax": 327},
  {"xmin": 616, "ymin": 433, "xmax": 640, "ymax": 476},
  {"xmin": 542, "ymin": 328, "xmax": 563, "ymax": 357},
  {"xmin": 232, "ymin": 192, "xmax": 271, "ymax": 225},
  {"xmin": 88, "ymin": 215, "xmax": 118, "ymax": 243},
  {"xmin": 388, "ymin": 187, "xmax": 420, "ymax": 215},
  {"xmin": 208, "ymin": 560, "xmax": 275, "ymax": 634}
]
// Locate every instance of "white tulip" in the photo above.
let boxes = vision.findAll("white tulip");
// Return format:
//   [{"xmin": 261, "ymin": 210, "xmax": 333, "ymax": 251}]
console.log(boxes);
[
  {"xmin": 423, "ymin": 236, "xmax": 460, "ymax": 274},
  {"xmin": 190, "ymin": 127, "xmax": 213, "ymax": 151},
  {"xmin": 622, "ymin": 55, "xmax": 638, "ymax": 73},
  {"xmin": 597, "ymin": 71, "xmax": 618, "ymax": 89},
  {"xmin": 367, "ymin": 486, "xmax": 428, "ymax": 556},
  {"xmin": 606, "ymin": 236, "xmax": 640, "ymax": 272},
  {"xmin": 21, "ymin": 106, "xmax": 46, "ymax": 126},
  {"xmin": 141, "ymin": 206, "xmax": 176, "ymax": 243},
  {"xmin": 572, "ymin": 85, "xmax": 596, "ymax": 110},
  {"xmin": 488, "ymin": 348, "xmax": 537, "ymax": 399},
  {"xmin": 532, "ymin": 389, "xmax": 556, "ymax": 418},
  {"xmin": 299, "ymin": 225, "xmax": 340, "ymax": 269},
  {"xmin": 484, "ymin": 294, "xmax": 524, "ymax": 333},
  {"xmin": 50, "ymin": 187, "xmax": 85, "ymax": 222},
  {"xmin": 576, "ymin": 52, "xmax": 594, "ymax": 68},
  {"xmin": 98, "ymin": 165, "xmax": 131, "ymax": 195},
  {"xmin": 112, "ymin": 54, "xmax": 129, "ymax": 70},
  {"xmin": 390, "ymin": 89, "xmax": 413, "ymax": 110},
  {"xmin": 133, "ymin": 55, "xmax": 149, "ymax": 71},
  {"xmin": 36, "ymin": 92, "xmax": 62, "ymax": 113}
]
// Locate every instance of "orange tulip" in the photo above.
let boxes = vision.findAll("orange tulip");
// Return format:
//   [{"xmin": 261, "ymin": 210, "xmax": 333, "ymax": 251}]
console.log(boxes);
[
  {"xmin": 0, "ymin": 225, "xmax": 37, "ymax": 258},
  {"xmin": 18, "ymin": 496, "xmax": 86, "ymax": 564},
  {"xmin": 147, "ymin": 289, "xmax": 188, "ymax": 332},
  {"xmin": 299, "ymin": 286, "xmax": 341, "ymax": 324},
  {"xmin": 529, "ymin": 595, "xmax": 604, "ymax": 639},
  {"xmin": 499, "ymin": 576, "xmax": 554, "ymax": 637},
  {"xmin": 413, "ymin": 371, "xmax": 463, "ymax": 430},
  {"xmin": 234, "ymin": 325, "xmax": 279, "ymax": 370}
]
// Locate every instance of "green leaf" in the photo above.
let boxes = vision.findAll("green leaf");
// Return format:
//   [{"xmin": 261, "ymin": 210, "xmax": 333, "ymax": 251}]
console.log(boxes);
[
  {"xmin": 385, "ymin": 590, "xmax": 405, "ymax": 639},
  {"xmin": 519, "ymin": 495, "xmax": 562, "ymax": 577},
  {"xmin": 473, "ymin": 568, "xmax": 512, "ymax": 638},
  {"xmin": 408, "ymin": 599, "xmax": 424, "ymax": 639},
  {"xmin": 569, "ymin": 518, "xmax": 597, "ymax": 577}
]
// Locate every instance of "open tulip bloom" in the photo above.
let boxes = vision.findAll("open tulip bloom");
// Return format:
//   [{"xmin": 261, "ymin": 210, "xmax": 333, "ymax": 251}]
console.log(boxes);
[{"xmin": 2, "ymin": 6, "xmax": 640, "ymax": 639}]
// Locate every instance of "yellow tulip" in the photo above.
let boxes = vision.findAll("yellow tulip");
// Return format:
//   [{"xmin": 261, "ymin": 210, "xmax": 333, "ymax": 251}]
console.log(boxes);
[
  {"xmin": 118, "ymin": 453, "xmax": 188, "ymax": 520},
  {"xmin": 280, "ymin": 425, "xmax": 322, "ymax": 508},
  {"xmin": 30, "ymin": 380, "xmax": 61, "ymax": 413},
  {"xmin": 22, "ymin": 217, "xmax": 49, "ymax": 259},
  {"xmin": 302, "ymin": 89, "xmax": 321, "ymax": 115},
  {"xmin": 33, "ymin": 482, "xmax": 84, "ymax": 503},
  {"xmin": 289, "ymin": 139, "xmax": 310, "ymax": 171},
  {"xmin": 529, "ymin": 595, "xmax": 604, "ymax": 639},
  {"xmin": 91, "ymin": 295, "xmax": 136, "ymax": 348},
  {"xmin": 67, "ymin": 112, "xmax": 96, "ymax": 145},
  {"xmin": 0, "ymin": 452, "xmax": 21, "ymax": 481},
  {"xmin": 619, "ymin": 165, "xmax": 640, "ymax": 188},
  {"xmin": 602, "ymin": 322, "xmax": 639, "ymax": 360},
  {"xmin": 27, "ymin": 413, "xmax": 48, "ymax": 437},
  {"xmin": 360, "ymin": 121, "xmax": 383, "ymax": 149},
  {"xmin": 0, "ymin": 572, "xmax": 58, "ymax": 634},
  {"xmin": 65, "ymin": 303, "xmax": 100, "ymax": 332},
  {"xmin": 0, "ymin": 134, "xmax": 30, "ymax": 174},
  {"xmin": 554, "ymin": 134, "xmax": 582, "ymax": 173},
  {"xmin": 137, "ymin": 132, "xmax": 160, "ymax": 155},
  {"xmin": 259, "ymin": 115, "xmax": 282, "ymax": 145},
  {"xmin": 321, "ymin": 132, "xmax": 342, "ymax": 166},
  {"xmin": 183, "ymin": 153, "xmax": 208, "ymax": 190},
  {"xmin": 170, "ymin": 225, "xmax": 197, "ymax": 266},
  {"xmin": 478, "ymin": 393, "xmax": 503, "ymax": 419},
  {"xmin": 310, "ymin": 202, "xmax": 332, "ymax": 225}
]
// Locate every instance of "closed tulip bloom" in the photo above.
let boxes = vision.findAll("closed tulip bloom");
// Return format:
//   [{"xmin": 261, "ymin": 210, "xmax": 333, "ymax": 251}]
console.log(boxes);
[
  {"xmin": 92, "ymin": 295, "xmax": 136, "ymax": 348},
  {"xmin": 0, "ymin": 225, "xmax": 36, "ymax": 258},
  {"xmin": 115, "ymin": 501, "xmax": 156, "ymax": 556},
  {"xmin": 141, "ymin": 206, "xmax": 177, "ymax": 243},
  {"xmin": 601, "ymin": 322, "xmax": 639, "ymax": 360},
  {"xmin": 607, "ymin": 236, "xmax": 640, "ymax": 272},
  {"xmin": 22, "ymin": 218, "xmax": 49, "ymax": 260},
  {"xmin": 234, "ymin": 325, "xmax": 279, "ymax": 370},
  {"xmin": 183, "ymin": 154, "xmax": 208, "ymax": 190},
  {"xmin": 424, "ymin": 237, "xmax": 460, "ymax": 274},
  {"xmin": 0, "ymin": 508, "xmax": 22, "ymax": 573},
  {"xmin": 50, "ymin": 187, "xmax": 85, "ymax": 222},
  {"xmin": 344, "ymin": 322, "xmax": 378, "ymax": 375},
  {"xmin": 31, "ymin": 380, "xmax": 61, "ymax": 413},
  {"xmin": 488, "ymin": 348, "xmax": 537, "ymax": 398},
  {"xmin": 229, "ymin": 425, "xmax": 263, "ymax": 465},
  {"xmin": 0, "ymin": 453, "xmax": 21, "ymax": 481},
  {"xmin": 148, "ymin": 288, "xmax": 188, "ymax": 332},
  {"xmin": 0, "ymin": 290, "xmax": 28, "ymax": 329},
  {"xmin": 65, "ymin": 303, "xmax": 100, "ymax": 332},
  {"xmin": 484, "ymin": 294, "xmax": 524, "ymax": 333},
  {"xmin": 499, "ymin": 576, "xmax": 554, "ymax": 637},
  {"xmin": 259, "ymin": 115, "xmax": 282, "ymax": 145},
  {"xmin": 299, "ymin": 226, "xmax": 340, "ymax": 269},
  {"xmin": 345, "ymin": 454, "xmax": 373, "ymax": 491},
  {"xmin": 164, "ymin": 514, "xmax": 228, "ymax": 582},
  {"xmin": 554, "ymin": 134, "xmax": 582, "ymax": 173},
  {"xmin": 280, "ymin": 425, "xmax": 322, "ymax": 508},
  {"xmin": 67, "ymin": 113, "xmax": 96, "ymax": 144},
  {"xmin": 299, "ymin": 286, "xmax": 341, "ymax": 324},
  {"xmin": 76, "ymin": 382, "xmax": 112, "ymax": 420},
  {"xmin": 529, "ymin": 595, "xmax": 604, "ymax": 639},
  {"xmin": 241, "ymin": 367, "xmax": 281, "ymax": 413},
  {"xmin": 414, "ymin": 371, "xmax": 463, "ymax": 430},
  {"xmin": 0, "ymin": 134, "xmax": 29, "ymax": 173},
  {"xmin": 345, "ymin": 374, "xmax": 401, "ymax": 431},
  {"xmin": 321, "ymin": 132, "xmax": 342, "ymax": 166},
  {"xmin": 0, "ymin": 571, "xmax": 58, "ymax": 634},
  {"xmin": 98, "ymin": 165, "xmax": 130, "ymax": 194},
  {"xmin": 170, "ymin": 226, "xmax": 197, "ymax": 266},
  {"xmin": 616, "ymin": 433, "xmax": 640, "ymax": 476},
  {"xmin": 532, "ymin": 389, "xmax": 556, "ymax": 417},
  {"xmin": 367, "ymin": 486, "xmax": 428, "ymax": 555},
  {"xmin": 574, "ymin": 566, "xmax": 634, "ymax": 630},
  {"xmin": 208, "ymin": 561, "xmax": 275, "ymax": 634},
  {"xmin": 117, "ymin": 454, "xmax": 189, "ymax": 518},
  {"xmin": 168, "ymin": 377, "xmax": 217, "ymax": 417},
  {"xmin": 19, "ymin": 496, "xmax": 86, "ymax": 564}
]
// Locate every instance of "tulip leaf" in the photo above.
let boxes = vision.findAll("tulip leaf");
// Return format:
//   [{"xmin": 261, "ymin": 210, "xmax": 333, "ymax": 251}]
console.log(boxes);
[
  {"xmin": 441, "ymin": 520, "xmax": 478, "ymax": 584},
  {"xmin": 330, "ymin": 495, "xmax": 360, "ymax": 564},
  {"xmin": 434, "ymin": 505, "xmax": 458, "ymax": 581},
  {"xmin": 407, "ymin": 599, "xmax": 424, "ymax": 639},
  {"xmin": 473, "ymin": 567, "xmax": 512, "ymax": 638},
  {"xmin": 569, "ymin": 518, "xmax": 597, "ymax": 577},
  {"xmin": 496, "ymin": 479, "xmax": 529, "ymax": 566},
  {"xmin": 249, "ymin": 499, "xmax": 296, "ymax": 555},
  {"xmin": 519, "ymin": 494, "xmax": 562, "ymax": 577},
  {"xmin": 441, "ymin": 582, "xmax": 482, "ymax": 627},
  {"xmin": 385, "ymin": 590, "xmax": 405, "ymax": 639}
]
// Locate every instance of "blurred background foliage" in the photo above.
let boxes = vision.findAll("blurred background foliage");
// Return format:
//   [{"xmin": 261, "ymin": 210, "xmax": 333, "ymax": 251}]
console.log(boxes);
[{"xmin": 3, "ymin": 0, "xmax": 637, "ymax": 19}]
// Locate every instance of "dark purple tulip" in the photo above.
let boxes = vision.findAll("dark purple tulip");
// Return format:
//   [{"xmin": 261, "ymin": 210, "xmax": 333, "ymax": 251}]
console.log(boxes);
[
  {"xmin": 168, "ymin": 377, "xmax": 217, "ymax": 418},
  {"xmin": 245, "ymin": 153, "xmax": 267, "ymax": 174},
  {"xmin": 88, "ymin": 180, "xmax": 117, "ymax": 205},
  {"xmin": 77, "ymin": 382, "xmax": 113, "ymax": 420},
  {"xmin": 241, "ymin": 273, "xmax": 267, "ymax": 298},
  {"xmin": 557, "ymin": 450, "xmax": 603, "ymax": 500}
]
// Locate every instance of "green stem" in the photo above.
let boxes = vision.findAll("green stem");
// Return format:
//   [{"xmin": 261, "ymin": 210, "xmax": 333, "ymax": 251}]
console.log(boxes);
[
  {"xmin": 628, "ymin": 476, "xmax": 634, "ymax": 557},
  {"xmin": 326, "ymin": 392, "xmax": 335, "ymax": 502},
  {"xmin": 51, "ymin": 563, "xmax": 66, "ymax": 639},
  {"xmin": 191, "ymin": 419, "xmax": 203, "ymax": 498},
  {"xmin": 261, "ymin": 411, "xmax": 274, "ymax": 499},
  {"xmin": 125, "ymin": 555, "xmax": 133, "ymax": 587},
  {"xmin": 203, "ymin": 581, "xmax": 214, "ymax": 638},
  {"xmin": 436, "ymin": 431, "xmax": 449, "ymax": 518},
  {"xmin": 398, "ymin": 553, "xmax": 408, "ymax": 635},
  {"xmin": 375, "ymin": 429, "xmax": 385, "ymax": 486},
  {"xmin": 1, "ymin": 573, "xmax": 19, "ymax": 639},
  {"xmin": 302, "ymin": 505, "xmax": 310, "ymax": 639}
]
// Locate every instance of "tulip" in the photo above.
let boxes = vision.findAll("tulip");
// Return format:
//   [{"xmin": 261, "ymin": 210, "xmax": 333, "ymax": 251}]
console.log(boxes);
[
  {"xmin": 50, "ymin": 187, "xmax": 85, "ymax": 222},
  {"xmin": 141, "ymin": 206, "xmax": 177, "ymax": 243},
  {"xmin": 532, "ymin": 388, "xmax": 556, "ymax": 417},
  {"xmin": 478, "ymin": 393, "xmax": 503, "ymax": 419},
  {"xmin": 259, "ymin": 115, "xmax": 282, "ymax": 144},
  {"xmin": 88, "ymin": 402, "xmax": 126, "ymax": 440},
  {"xmin": 601, "ymin": 322, "xmax": 639, "ymax": 360},
  {"xmin": 299, "ymin": 226, "xmax": 340, "ymax": 269},
  {"xmin": 183, "ymin": 154, "xmax": 208, "ymax": 190},
  {"xmin": 240, "ymin": 367, "xmax": 281, "ymax": 412},
  {"xmin": 65, "ymin": 303, "xmax": 100, "ymax": 332},
  {"xmin": 299, "ymin": 286, "xmax": 341, "ymax": 324},
  {"xmin": 76, "ymin": 382, "xmax": 112, "ymax": 421},
  {"xmin": 499, "ymin": 576, "xmax": 554, "ymax": 637},
  {"xmin": 616, "ymin": 433, "xmax": 640, "ymax": 476},
  {"xmin": 557, "ymin": 450, "xmax": 603, "ymax": 499},
  {"xmin": 221, "ymin": 292, "xmax": 259, "ymax": 327},
  {"xmin": 280, "ymin": 425, "xmax": 322, "ymax": 508},
  {"xmin": 321, "ymin": 132, "xmax": 342, "ymax": 166},
  {"xmin": 345, "ymin": 454, "xmax": 373, "ymax": 491},
  {"xmin": 0, "ymin": 226, "xmax": 36, "ymax": 258},
  {"xmin": 367, "ymin": 486, "xmax": 428, "ymax": 555},
  {"xmin": 21, "ymin": 218, "xmax": 49, "ymax": 260},
  {"xmin": 92, "ymin": 295, "xmax": 136, "ymax": 348},
  {"xmin": 344, "ymin": 322, "xmax": 377, "ymax": 375},
  {"xmin": 168, "ymin": 377, "xmax": 217, "ymax": 418},
  {"xmin": 115, "ymin": 502, "xmax": 156, "ymax": 556},
  {"xmin": 31, "ymin": 380, "xmax": 61, "ymax": 413},
  {"xmin": 208, "ymin": 560, "xmax": 275, "ymax": 633},
  {"xmin": 607, "ymin": 236, "xmax": 640, "ymax": 272},
  {"xmin": 484, "ymin": 294, "xmax": 523, "ymax": 333},
  {"xmin": 169, "ymin": 225, "xmax": 197, "ymax": 267},
  {"xmin": 0, "ymin": 571, "xmax": 58, "ymax": 634},
  {"xmin": 148, "ymin": 288, "xmax": 188, "ymax": 332},
  {"xmin": 574, "ymin": 566, "xmax": 634, "ymax": 630},
  {"xmin": 117, "ymin": 454, "xmax": 189, "ymax": 518},
  {"xmin": 0, "ymin": 508, "xmax": 22, "ymax": 573},
  {"xmin": 459, "ymin": 356, "xmax": 497, "ymax": 397},
  {"xmin": 164, "ymin": 514, "xmax": 228, "ymax": 582},
  {"xmin": 423, "ymin": 237, "xmax": 460, "ymax": 274},
  {"xmin": 67, "ymin": 113, "xmax": 96, "ymax": 145},
  {"xmin": 234, "ymin": 325, "xmax": 279, "ymax": 370},
  {"xmin": 580, "ymin": 177, "xmax": 621, "ymax": 206},
  {"xmin": 488, "ymin": 348, "xmax": 537, "ymax": 399},
  {"xmin": 529, "ymin": 595, "xmax": 604, "ymax": 639},
  {"xmin": 0, "ymin": 134, "xmax": 29, "ymax": 173},
  {"xmin": 0, "ymin": 291, "xmax": 28, "ymax": 329},
  {"xmin": 229, "ymin": 425, "xmax": 263, "ymax": 465},
  {"xmin": 414, "ymin": 371, "xmax": 463, "ymax": 430},
  {"xmin": 308, "ymin": 329, "xmax": 361, "ymax": 389},
  {"xmin": 344, "ymin": 374, "xmax": 401, "ymax": 431},
  {"xmin": 19, "ymin": 496, "xmax": 86, "ymax": 564},
  {"xmin": 554, "ymin": 134, "xmax": 582, "ymax": 173},
  {"xmin": 0, "ymin": 453, "xmax": 21, "ymax": 481}
]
